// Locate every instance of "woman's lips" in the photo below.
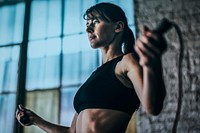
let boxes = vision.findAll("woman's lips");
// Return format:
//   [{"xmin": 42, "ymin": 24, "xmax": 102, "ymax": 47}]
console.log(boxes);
[{"xmin": 89, "ymin": 35, "xmax": 96, "ymax": 42}]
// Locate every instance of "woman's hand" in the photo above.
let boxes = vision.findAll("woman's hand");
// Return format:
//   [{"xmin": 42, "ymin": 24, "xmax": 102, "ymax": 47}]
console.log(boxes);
[
  {"xmin": 134, "ymin": 25, "xmax": 167, "ymax": 67},
  {"xmin": 16, "ymin": 104, "xmax": 38, "ymax": 126},
  {"xmin": 16, "ymin": 104, "xmax": 71, "ymax": 133}
]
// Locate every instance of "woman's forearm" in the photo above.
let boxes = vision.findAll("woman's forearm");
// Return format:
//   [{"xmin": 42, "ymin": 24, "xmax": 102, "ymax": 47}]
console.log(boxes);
[
  {"xmin": 34, "ymin": 116, "xmax": 70, "ymax": 133},
  {"xmin": 142, "ymin": 61, "xmax": 166, "ymax": 115}
]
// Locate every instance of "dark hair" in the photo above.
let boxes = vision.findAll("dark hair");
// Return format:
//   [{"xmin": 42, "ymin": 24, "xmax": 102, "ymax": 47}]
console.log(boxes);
[{"xmin": 84, "ymin": 2, "xmax": 135, "ymax": 54}]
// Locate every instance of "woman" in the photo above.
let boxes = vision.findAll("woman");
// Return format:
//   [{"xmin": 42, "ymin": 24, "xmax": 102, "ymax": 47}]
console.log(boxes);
[{"xmin": 16, "ymin": 2, "xmax": 166, "ymax": 133}]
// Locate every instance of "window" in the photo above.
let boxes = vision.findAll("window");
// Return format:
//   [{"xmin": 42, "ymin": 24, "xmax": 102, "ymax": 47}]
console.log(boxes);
[
  {"xmin": 0, "ymin": 2, "xmax": 25, "ymax": 133},
  {"xmin": 0, "ymin": 0, "xmax": 135, "ymax": 133}
]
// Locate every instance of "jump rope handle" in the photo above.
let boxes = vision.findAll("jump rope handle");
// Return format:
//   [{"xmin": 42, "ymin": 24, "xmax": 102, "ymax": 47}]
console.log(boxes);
[{"xmin": 153, "ymin": 18, "xmax": 173, "ymax": 35}]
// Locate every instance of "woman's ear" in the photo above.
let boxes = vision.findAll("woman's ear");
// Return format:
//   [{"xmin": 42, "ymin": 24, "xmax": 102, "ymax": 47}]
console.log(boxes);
[{"xmin": 115, "ymin": 21, "xmax": 124, "ymax": 33}]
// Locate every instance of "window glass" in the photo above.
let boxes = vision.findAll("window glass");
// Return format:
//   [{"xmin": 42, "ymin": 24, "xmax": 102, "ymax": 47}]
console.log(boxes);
[
  {"xmin": 79, "ymin": 33, "xmax": 92, "ymax": 52},
  {"xmin": 0, "ymin": 94, "xmax": 16, "ymax": 133},
  {"xmin": 64, "ymin": 0, "xmax": 96, "ymax": 34},
  {"xmin": 25, "ymin": 89, "xmax": 59, "ymax": 133},
  {"xmin": 82, "ymin": 0, "xmax": 96, "ymax": 15},
  {"xmin": 29, "ymin": 0, "xmax": 61, "ymax": 40},
  {"xmin": 64, "ymin": 0, "xmax": 82, "ymax": 34},
  {"xmin": 117, "ymin": 0, "xmax": 134, "ymax": 25},
  {"xmin": 60, "ymin": 87, "xmax": 78, "ymax": 126},
  {"xmin": 62, "ymin": 33, "xmax": 98, "ymax": 85},
  {"xmin": 26, "ymin": 38, "xmax": 61, "ymax": 90},
  {"xmin": 0, "ymin": 46, "xmax": 19, "ymax": 92},
  {"xmin": 130, "ymin": 25, "xmax": 136, "ymax": 39},
  {"xmin": 79, "ymin": 33, "xmax": 98, "ymax": 82},
  {"xmin": 13, "ymin": 3, "xmax": 26, "ymax": 43},
  {"xmin": 62, "ymin": 35, "xmax": 81, "ymax": 85},
  {"xmin": 80, "ymin": 50, "xmax": 98, "ymax": 82},
  {"xmin": 0, "ymin": 3, "xmax": 25, "ymax": 45},
  {"xmin": 62, "ymin": 52, "xmax": 80, "ymax": 85},
  {"xmin": 29, "ymin": 1, "xmax": 48, "ymax": 40},
  {"xmin": 46, "ymin": 0, "xmax": 62, "ymax": 37}
]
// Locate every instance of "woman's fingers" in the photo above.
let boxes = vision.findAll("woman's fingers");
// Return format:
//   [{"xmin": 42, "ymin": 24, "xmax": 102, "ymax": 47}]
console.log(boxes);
[
  {"xmin": 136, "ymin": 38, "xmax": 157, "ymax": 58},
  {"xmin": 20, "ymin": 115, "xmax": 32, "ymax": 126},
  {"xmin": 16, "ymin": 111, "xmax": 26, "ymax": 126},
  {"xmin": 139, "ymin": 26, "xmax": 162, "ymax": 56},
  {"xmin": 19, "ymin": 104, "xmax": 26, "ymax": 111},
  {"xmin": 134, "ymin": 43, "xmax": 150, "ymax": 66},
  {"xmin": 135, "ymin": 25, "xmax": 167, "ymax": 67},
  {"xmin": 142, "ymin": 25, "xmax": 167, "ymax": 53},
  {"xmin": 16, "ymin": 106, "xmax": 24, "ymax": 119},
  {"xmin": 16, "ymin": 104, "xmax": 33, "ymax": 126}
]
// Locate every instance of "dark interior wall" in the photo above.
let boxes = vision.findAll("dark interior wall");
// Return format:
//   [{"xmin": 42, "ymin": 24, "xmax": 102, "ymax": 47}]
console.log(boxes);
[{"xmin": 134, "ymin": 0, "xmax": 200, "ymax": 132}]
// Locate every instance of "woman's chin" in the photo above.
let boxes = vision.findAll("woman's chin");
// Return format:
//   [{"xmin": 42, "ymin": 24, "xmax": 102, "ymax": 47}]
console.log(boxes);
[{"xmin": 90, "ymin": 43, "xmax": 98, "ymax": 49}]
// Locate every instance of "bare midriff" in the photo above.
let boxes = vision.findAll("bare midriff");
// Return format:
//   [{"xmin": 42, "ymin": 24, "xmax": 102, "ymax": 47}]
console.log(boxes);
[{"xmin": 75, "ymin": 109, "xmax": 131, "ymax": 133}]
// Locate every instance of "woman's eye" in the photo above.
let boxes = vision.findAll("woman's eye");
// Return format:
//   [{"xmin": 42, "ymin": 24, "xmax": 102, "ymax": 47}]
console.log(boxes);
[
  {"xmin": 93, "ymin": 19, "xmax": 99, "ymax": 24},
  {"xmin": 86, "ymin": 21, "xmax": 91, "ymax": 27},
  {"xmin": 85, "ymin": 18, "xmax": 100, "ymax": 27},
  {"xmin": 86, "ymin": 22, "xmax": 89, "ymax": 27}
]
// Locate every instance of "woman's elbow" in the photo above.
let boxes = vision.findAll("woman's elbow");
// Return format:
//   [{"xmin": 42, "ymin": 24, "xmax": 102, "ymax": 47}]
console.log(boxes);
[{"xmin": 145, "ymin": 103, "xmax": 164, "ymax": 116}]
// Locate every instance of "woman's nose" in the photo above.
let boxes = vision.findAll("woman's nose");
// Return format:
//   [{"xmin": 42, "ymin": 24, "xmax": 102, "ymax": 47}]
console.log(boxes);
[
  {"xmin": 86, "ymin": 27, "xmax": 93, "ymax": 33},
  {"xmin": 86, "ymin": 24, "xmax": 94, "ymax": 33}
]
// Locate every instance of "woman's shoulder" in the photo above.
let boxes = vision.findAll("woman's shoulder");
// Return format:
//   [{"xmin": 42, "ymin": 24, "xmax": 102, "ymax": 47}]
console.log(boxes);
[
  {"xmin": 114, "ymin": 53, "xmax": 141, "ymax": 88},
  {"xmin": 115, "ymin": 53, "xmax": 140, "ymax": 74},
  {"xmin": 122, "ymin": 53, "xmax": 139, "ymax": 66}
]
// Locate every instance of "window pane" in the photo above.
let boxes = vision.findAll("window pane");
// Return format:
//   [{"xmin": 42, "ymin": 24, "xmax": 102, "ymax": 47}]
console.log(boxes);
[
  {"xmin": 64, "ymin": 0, "xmax": 96, "ymax": 34},
  {"xmin": 0, "ymin": 46, "xmax": 20, "ymax": 92},
  {"xmin": 24, "ymin": 89, "xmax": 59, "ymax": 133},
  {"xmin": 26, "ymin": 38, "xmax": 61, "ymax": 90},
  {"xmin": 29, "ymin": 1, "xmax": 47, "ymax": 40},
  {"xmin": 0, "ymin": 3, "xmax": 25, "ymax": 45},
  {"xmin": 62, "ymin": 52, "xmax": 80, "ymax": 85},
  {"xmin": 130, "ymin": 25, "xmax": 136, "ymax": 39},
  {"xmin": 60, "ymin": 87, "xmax": 78, "ymax": 126},
  {"xmin": 117, "ymin": 0, "xmax": 134, "ymax": 25},
  {"xmin": 62, "ymin": 51, "xmax": 97, "ymax": 85},
  {"xmin": 79, "ymin": 33, "xmax": 98, "ymax": 81},
  {"xmin": 64, "ymin": 0, "xmax": 82, "ymax": 34},
  {"xmin": 79, "ymin": 33, "xmax": 92, "ymax": 52},
  {"xmin": 46, "ymin": 0, "xmax": 62, "ymax": 37},
  {"xmin": 80, "ymin": 50, "xmax": 98, "ymax": 82},
  {"xmin": 62, "ymin": 35, "xmax": 81, "ymax": 85},
  {"xmin": 14, "ymin": 3, "xmax": 26, "ymax": 43},
  {"xmin": 29, "ymin": 0, "xmax": 61, "ymax": 40},
  {"xmin": 62, "ymin": 34, "xmax": 98, "ymax": 85},
  {"xmin": 0, "ymin": 94, "xmax": 16, "ymax": 133}
]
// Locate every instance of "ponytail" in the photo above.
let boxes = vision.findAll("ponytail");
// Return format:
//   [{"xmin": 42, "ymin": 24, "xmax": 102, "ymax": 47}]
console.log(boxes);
[{"xmin": 123, "ymin": 27, "xmax": 135, "ymax": 54}]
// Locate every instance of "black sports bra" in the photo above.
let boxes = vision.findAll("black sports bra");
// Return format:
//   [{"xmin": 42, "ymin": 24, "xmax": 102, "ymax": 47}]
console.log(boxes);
[{"xmin": 73, "ymin": 56, "xmax": 140, "ymax": 115}]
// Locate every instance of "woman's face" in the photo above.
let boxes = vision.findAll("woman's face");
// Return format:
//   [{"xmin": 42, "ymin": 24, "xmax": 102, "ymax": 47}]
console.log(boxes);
[{"xmin": 86, "ymin": 15, "xmax": 116, "ymax": 48}]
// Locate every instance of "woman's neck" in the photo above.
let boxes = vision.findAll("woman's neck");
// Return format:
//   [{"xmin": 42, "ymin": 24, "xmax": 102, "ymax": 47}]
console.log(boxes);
[
  {"xmin": 101, "ymin": 46, "xmax": 123, "ymax": 64},
  {"xmin": 100, "ymin": 34, "xmax": 124, "ymax": 64}
]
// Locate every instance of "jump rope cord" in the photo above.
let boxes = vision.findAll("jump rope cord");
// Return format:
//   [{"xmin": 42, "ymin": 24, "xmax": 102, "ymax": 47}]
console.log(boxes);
[
  {"xmin": 146, "ymin": 18, "xmax": 184, "ymax": 133},
  {"xmin": 170, "ymin": 22, "xmax": 184, "ymax": 133}
]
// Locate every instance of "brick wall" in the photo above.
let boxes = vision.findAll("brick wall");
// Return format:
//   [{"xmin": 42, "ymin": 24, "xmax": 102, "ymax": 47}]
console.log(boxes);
[{"xmin": 134, "ymin": 0, "xmax": 200, "ymax": 132}]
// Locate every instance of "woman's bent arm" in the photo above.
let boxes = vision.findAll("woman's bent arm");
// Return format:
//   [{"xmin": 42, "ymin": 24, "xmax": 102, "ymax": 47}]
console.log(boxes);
[
  {"xmin": 16, "ymin": 105, "xmax": 77, "ymax": 133},
  {"xmin": 126, "ymin": 26, "xmax": 166, "ymax": 115}
]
